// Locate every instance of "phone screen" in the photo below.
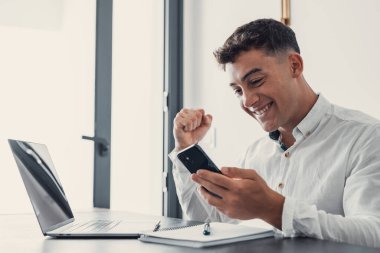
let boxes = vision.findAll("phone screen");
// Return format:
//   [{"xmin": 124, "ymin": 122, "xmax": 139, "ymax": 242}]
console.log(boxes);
[{"xmin": 177, "ymin": 144, "xmax": 221, "ymax": 174}]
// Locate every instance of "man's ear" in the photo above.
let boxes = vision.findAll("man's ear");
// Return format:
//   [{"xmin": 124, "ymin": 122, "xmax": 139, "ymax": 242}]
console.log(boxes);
[{"xmin": 288, "ymin": 53, "xmax": 303, "ymax": 78}]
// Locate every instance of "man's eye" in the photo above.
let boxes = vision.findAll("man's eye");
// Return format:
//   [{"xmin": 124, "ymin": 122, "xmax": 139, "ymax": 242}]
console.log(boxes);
[
  {"xmin": 248, "ymin": 78, "xmax": 264, "ymax": 87},
  {"xmin": 233, "ymin": 89, "xmax": 242, "ymax": 96}
]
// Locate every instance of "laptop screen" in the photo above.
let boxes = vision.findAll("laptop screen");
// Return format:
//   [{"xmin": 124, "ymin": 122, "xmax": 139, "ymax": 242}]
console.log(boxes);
[{"xmin": 9, "ymin": 139, "xmax": 74, "ymax": 233}]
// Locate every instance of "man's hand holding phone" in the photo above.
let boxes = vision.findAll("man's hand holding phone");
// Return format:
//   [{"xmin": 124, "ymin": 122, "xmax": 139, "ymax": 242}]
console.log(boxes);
[{"xmin": 173, "ymin": 108, "xmax": 284, "ymax": 228}]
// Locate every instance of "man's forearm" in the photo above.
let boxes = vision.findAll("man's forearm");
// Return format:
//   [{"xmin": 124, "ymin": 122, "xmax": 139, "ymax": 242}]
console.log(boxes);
[{"xmin": 282, "ymin": 197, "xmax": 380, "ymax": 248}]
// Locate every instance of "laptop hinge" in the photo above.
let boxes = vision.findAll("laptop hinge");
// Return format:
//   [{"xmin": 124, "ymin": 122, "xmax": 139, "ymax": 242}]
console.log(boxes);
[{"xmin": 45, "ymin": 218, "xmax": 75, "ymax": 233}]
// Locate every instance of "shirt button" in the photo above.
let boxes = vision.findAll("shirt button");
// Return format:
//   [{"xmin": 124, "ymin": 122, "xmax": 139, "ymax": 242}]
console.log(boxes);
[
  {"xmin": 284, "ymin": 152, "xmax": 290, "ymax": 158},
  {"xmin": 278, "ymin": 182, "xmax": 284, "ymax": 189}
]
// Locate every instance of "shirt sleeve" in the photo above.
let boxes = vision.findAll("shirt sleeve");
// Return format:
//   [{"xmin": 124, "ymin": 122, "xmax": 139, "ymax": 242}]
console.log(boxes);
[
  {"xmin": 168, "ymin": 149, "xmax": 238, "ymax": 223},
  {"xmin": 281, "ymin": 127, "xmax": 380, "ymax": 248}
]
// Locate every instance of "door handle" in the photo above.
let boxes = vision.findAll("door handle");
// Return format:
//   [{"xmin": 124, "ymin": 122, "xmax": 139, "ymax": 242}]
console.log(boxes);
[{"xmin": 82, "ymin": 135, "xmax": 110, "ymax": 157}]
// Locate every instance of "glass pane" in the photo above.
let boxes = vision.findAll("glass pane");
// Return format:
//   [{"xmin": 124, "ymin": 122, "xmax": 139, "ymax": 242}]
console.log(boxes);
[
  {"xmin": 111, "ymin": 0, "xmax": 164, "ymax": 215},
  {"xmin": 0, "ymin": 0, "xmax": 95, "ymax": 213}
]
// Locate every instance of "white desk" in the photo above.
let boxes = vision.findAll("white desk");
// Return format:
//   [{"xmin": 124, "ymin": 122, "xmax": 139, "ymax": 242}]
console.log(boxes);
[{"xmin": 1, "ymin": 210, "xmax": 378, "ymax": 253}]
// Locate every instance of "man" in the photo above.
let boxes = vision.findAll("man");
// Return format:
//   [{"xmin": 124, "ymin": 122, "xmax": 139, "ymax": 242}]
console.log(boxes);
[{"xmin": 169, "ymin": 19, "xmax": 380, "ymax": 247}]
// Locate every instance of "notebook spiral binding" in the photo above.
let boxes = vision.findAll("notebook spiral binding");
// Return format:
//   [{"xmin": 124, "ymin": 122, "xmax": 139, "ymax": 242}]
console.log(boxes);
[{"xmin": 155, "ymin": 224, "xmax": 200, "ymax": 232}]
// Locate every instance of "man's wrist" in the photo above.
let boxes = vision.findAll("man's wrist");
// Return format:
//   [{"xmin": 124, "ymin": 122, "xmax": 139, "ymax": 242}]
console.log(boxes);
[
  {"xmin": 263, "ymin": 190, "xmax": 285, "ymax": 230},
  {"xmin": 174, "ymin": 146, "xmax": 186, "ymax": 152},
  {"xmin": 174, "ymin": 143, "xmax": 194, "ymax": 152}
]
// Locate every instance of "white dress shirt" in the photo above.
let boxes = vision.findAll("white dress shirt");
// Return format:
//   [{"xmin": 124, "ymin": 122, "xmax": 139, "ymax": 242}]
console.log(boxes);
[{"xmin": 169, "ymin": 94, "xmax": 380, "ymax": 248}]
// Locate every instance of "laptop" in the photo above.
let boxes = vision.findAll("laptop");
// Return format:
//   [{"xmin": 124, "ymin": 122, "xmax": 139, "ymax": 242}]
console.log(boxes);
[{"xmin": 8, "ymin": 139, "xmax": 157, "ymax": 238}]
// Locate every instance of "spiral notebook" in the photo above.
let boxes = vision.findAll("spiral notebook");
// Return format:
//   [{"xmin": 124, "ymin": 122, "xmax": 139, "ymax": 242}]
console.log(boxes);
[{"xmin": 138, "ymin": 222, "xmax": 273, "ymax": 248}]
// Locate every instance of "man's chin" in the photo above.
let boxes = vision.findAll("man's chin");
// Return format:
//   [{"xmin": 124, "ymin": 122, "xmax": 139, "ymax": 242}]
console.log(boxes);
[{"xmin": 259, "ymin": 121, "xmax": 278, "ymax": 132}]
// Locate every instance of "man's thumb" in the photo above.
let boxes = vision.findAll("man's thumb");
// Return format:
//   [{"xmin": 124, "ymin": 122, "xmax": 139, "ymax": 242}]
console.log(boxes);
[{"xmin": 203, "ymin": 114, "xmax": 213, "ymax": 127}]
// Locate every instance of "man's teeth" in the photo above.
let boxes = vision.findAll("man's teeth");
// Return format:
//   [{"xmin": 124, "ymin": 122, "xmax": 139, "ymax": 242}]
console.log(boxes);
[{"xmin": 252, "ymin": 103, "xmax": 271, "ymax": 116}]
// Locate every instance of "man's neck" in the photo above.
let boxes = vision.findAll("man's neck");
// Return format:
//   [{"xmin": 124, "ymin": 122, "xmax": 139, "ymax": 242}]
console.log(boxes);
[
  {"xmin": 278, "ymin": 81, "xmax": 318, "ymax": 148},
  {"xmin": 278, "ymin": 131, "xmax": 296, "ymax": 149}
]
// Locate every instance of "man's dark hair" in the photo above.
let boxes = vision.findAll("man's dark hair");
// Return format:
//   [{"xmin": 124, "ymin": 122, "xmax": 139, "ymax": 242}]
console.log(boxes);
[{"xmin": 214, "ymin": 19, "xmax": 300, "ymax": 68}]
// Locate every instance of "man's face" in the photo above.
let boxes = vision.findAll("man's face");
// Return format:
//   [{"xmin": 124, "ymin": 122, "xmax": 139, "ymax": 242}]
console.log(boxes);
[{"xmin": 226, "ymin": 49, "xmax": 300, "ymax": 132}]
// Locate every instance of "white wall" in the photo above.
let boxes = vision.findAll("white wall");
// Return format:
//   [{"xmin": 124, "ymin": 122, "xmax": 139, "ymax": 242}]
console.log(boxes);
[
  {"xmin": 293, "ymin": 0, "xmax": 380, "ymax": 119},
  {"xmin": 0, "ymin": 0, "xmax": 164, "ymax": 216},
  {"xmin": 184, "ymin": 0, "xmax": 380, "ymax": 166}
]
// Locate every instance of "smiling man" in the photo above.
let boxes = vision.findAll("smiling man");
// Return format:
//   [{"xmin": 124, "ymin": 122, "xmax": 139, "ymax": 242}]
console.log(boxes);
[{"xmin": 169, "ymin": 19, "xmax": 380, "ymax": 248}]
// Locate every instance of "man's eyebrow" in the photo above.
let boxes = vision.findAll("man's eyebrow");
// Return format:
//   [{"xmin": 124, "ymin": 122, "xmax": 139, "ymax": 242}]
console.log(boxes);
[
  {"xmin": 229, "ymin": 67, "xmax": 263, "ymax": 87},
  {"xmin": 241, "ymin": 68, "xmax": 263, "ymax": 82}
]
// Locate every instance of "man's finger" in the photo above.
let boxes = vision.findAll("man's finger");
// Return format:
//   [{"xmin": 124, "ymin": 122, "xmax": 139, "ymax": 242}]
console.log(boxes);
[
  {"xmin": 192, "ymin": 173, "xmax": 227, "ymax": 197},
  {"xmin": 199, "ymin": 186, "xmax": 224, "ymax": 207},
  {"xmin": 221, "ymin": 167, "xmax": 259, "ymax": 180},
  {"xmin": 196, "ymin": 169, "xmax": 236, "ymax": 190},
  {"xmin": 201, "ymin": 114, "xmax": 213, "ymax": 127}
]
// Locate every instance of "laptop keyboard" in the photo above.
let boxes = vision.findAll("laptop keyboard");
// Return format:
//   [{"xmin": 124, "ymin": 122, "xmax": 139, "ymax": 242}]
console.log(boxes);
[{"xmin": 62, "ymin": 220, "xmax": 122, "ymax": 233}]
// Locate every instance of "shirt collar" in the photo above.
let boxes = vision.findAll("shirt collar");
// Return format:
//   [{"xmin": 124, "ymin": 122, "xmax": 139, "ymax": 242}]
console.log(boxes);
[{"xmin": 292, "ymin": 94, "xmax": 331, "ymax": 139}]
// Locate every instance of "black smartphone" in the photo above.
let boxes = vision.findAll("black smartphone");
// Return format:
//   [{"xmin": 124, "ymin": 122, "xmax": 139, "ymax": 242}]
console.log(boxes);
[
  {"xmin": 177, "ymin": 144, "xmax": 222, "ymax": 174},
  {"xmin": 177, "ymin": 144, "xmax": 222, "ymax": 199}
]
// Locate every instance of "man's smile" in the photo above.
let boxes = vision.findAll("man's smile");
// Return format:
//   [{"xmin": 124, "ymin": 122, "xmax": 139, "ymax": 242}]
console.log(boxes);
[{"xmin": 249, "ymin": 102, "xmax": 273, "ymax": 116}]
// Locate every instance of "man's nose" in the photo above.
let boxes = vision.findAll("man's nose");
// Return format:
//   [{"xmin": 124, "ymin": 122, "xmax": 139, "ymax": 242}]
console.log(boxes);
[{"xmin": 242, "ymin": 92, "xmax": 259, "ymax": 109}]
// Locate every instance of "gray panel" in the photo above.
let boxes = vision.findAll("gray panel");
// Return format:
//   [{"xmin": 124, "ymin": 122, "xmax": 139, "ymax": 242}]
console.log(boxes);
[
  {"xmin": 93, "ymin": 0, "xmax": 113, "ymax": 208},
  {"xmin": 163, "ymin": 0, "xmax": 183, "ymax": 218}
]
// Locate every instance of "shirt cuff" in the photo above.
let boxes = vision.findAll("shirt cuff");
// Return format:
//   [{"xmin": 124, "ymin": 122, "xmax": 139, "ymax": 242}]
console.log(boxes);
[
  {"xmin": 168, "ymin": 149, "xmax": 192, "ymax": 188},
  {"xmin": 168, "ymin": 149, "xmax": 178, "ymax": 162},
  {"xmin": 281, "ymin": 196, "xmax": 298, "ymax": 237},
  {"xmin": 168, "ymin": 148, "xmax": 190, "ymax": 170}
]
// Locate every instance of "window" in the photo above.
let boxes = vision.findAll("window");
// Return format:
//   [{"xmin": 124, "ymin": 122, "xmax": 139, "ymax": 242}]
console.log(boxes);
[
  {"xmin": 0, "ymin": 0, "xmax": 96, "ymax": 213},
  {"xmin": 0, "ymin": 0, "xmax": 164, "ymax": 216}
]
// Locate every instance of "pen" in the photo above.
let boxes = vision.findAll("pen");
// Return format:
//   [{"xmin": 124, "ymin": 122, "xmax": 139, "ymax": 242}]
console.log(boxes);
[
  {"xmin": 203, "ymin": 222, "xmax": 210, "ymax": 235},
  {"xmin": 153, "ymin": 220, "xmax": 161, "ymax": 232}
]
